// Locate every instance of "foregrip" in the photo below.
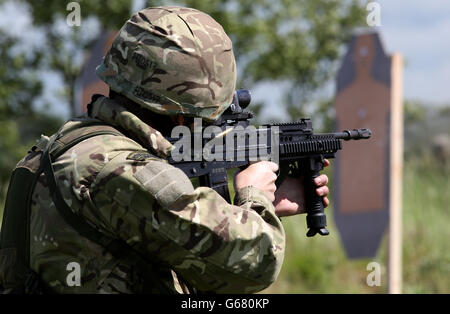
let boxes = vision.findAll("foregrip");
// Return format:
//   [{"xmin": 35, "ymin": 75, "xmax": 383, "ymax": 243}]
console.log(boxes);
[{"xmin": 303, "ymin": 157, "xmax": 329, "ymax": 237}]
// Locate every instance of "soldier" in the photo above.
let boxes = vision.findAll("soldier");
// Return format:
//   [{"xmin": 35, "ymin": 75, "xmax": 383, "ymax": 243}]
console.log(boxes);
[{"xmin": 0, "ymin": 6, "xmax": 329, "ymax": 293}]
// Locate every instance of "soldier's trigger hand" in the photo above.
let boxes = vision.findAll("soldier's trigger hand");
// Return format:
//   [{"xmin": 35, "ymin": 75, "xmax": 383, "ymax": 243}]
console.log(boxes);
[{"xmin": 234, "ymin": 161, "xmax": 279, "ymax": 202}]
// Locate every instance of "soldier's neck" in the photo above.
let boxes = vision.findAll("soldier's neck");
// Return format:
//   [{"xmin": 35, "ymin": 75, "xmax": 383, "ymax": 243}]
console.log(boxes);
[{"xmin": 109, "ymin": 91, "xmax": 176, "ymax": 136}]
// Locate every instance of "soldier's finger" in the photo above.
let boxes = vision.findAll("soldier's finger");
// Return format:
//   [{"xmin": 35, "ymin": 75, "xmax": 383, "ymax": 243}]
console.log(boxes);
[
  {"xmin": 268, "ymin": 171, "xmax": 277, "ymax": 183},
  {"xmin": 316, "ymin": 186, "xmax": 329, "ymax": 197},
  {"xmin": 314, "ymin": 174, "xmax": 329, "ymax": 187}
]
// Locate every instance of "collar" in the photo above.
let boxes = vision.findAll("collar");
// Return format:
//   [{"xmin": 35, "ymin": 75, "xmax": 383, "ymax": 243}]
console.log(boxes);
[{"xmin": 89, "ymin": 95, "xmax": 174, "ymax": 158}]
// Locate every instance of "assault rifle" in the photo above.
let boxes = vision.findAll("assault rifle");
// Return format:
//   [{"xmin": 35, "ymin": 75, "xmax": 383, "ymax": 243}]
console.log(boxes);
[{"xmin": 167, "ymin": 90, "xmax": 371, "ymax": 237}]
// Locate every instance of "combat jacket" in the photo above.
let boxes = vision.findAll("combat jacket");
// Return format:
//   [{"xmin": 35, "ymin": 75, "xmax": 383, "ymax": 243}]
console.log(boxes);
[{"xmin": 15, "ymin": 96, "xmax": 285, "ymax": 293}]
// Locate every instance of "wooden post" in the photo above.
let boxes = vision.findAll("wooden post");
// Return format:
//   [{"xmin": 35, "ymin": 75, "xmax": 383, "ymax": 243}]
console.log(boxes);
[{"xmin": 388, "ymin": 53, "xmax": 403, "ymax": 294}]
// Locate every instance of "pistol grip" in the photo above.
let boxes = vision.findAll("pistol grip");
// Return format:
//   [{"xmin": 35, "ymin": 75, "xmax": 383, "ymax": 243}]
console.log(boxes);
[{"xmin": 303, "ymin": 157, "xmax": 329, "ymax": 237}]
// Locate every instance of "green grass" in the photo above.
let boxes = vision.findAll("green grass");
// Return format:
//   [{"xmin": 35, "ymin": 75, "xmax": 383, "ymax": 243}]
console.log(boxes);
[
  {"xmin": 261, "ymin": 157, "xmax": 450, "ymax": 294},
  {"xmin": 400, "ymin": 157, "xmax": 450, "ymax": 293}
]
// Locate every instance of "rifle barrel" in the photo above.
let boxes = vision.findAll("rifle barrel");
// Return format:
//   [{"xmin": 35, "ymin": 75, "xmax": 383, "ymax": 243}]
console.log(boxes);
[{"xmin": 334, "ymin": 128, "xmax": 372, "ymax": 140}]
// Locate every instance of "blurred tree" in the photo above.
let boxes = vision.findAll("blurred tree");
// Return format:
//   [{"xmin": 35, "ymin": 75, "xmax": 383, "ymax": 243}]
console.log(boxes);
[
  {"xmin": 0, "ymin": 32, "xmax": 38, "ymax": 203},
  {"xmin": 182, "ymin": 0, "xmax": 366, "ymax": 127},
  {"xmin": 20, "ymin": 0, "xmax": 366, "ymax": 122},
  {"xmin": 0, "ymin": 31, "xmax": 61, "ymax": 209},
  {"xmin": 403, "ymin": 100, "xmax": 450, "ymax": 161},
  {"xmin": 404, "ymin": 100, "xmax": 426, "ymax": 125},
  {"xmin": 22, "ymin": 0, "xmax": 138, "ymax": 116},
  {"xmin": 0, "ymin": 31, "xmax": 42, "ymax": 118}
]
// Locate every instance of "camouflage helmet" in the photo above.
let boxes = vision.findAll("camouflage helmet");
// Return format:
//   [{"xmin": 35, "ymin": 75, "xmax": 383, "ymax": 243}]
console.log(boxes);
[{"xmin": 96, "ymin": 6, "xmax": 237, "ymax": 122}]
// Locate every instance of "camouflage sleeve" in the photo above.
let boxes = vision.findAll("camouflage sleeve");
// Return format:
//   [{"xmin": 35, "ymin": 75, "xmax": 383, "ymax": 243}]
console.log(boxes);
[{"xmin": 90, "ymin": 151, "xmax": 285, "ymax": 293}]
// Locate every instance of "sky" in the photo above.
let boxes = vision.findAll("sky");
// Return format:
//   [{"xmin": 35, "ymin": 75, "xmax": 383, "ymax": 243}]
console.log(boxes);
[
  {"xmin": 0, "ymin": 0, "xmax": 449, "ymax": 120},
  {"xmin": 378, "ymin": 0, "xmax": 450, "ymax": 104}
]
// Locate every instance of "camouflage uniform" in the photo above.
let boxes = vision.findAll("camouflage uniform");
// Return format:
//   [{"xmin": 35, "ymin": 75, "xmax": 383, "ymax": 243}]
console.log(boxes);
[
  {"xmin": 1, "ymin": 7, "xmax": 286, "ymax": 294},
  {"xmin": 26, "ymin": 95, "xmax": 285, "ymax": 293}
]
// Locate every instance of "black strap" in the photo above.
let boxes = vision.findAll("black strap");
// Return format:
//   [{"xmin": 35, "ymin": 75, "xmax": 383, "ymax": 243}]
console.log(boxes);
[
  {"xmin": 1, "ymin": 167, "xmax": 39, "ymax": 267},
  {"xmin": 0, "ymin": 163, "xmax": 45, "ymax": 293},
  {"xmin": 41, "ymin": 128, "xmax": 174, "ymax": 293}
]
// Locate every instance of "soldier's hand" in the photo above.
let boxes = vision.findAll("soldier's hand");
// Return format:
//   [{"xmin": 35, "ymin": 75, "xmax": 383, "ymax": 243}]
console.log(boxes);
[
  {"xmin": 234, "ymin": 161, "xmax": 279, "ymax": 202},
  {"xmin": 274, "ymin": 159, "xmax": 330, "ymax": 217}
]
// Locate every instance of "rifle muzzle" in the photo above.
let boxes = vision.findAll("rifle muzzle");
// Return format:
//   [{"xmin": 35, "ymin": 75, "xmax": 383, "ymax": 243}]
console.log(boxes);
[{"xmin": 337, "ymin": 128, "xmax": 372, "ymax": 140}]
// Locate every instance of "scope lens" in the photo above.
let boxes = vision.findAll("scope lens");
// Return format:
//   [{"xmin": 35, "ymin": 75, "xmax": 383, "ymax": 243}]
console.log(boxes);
[{"xmin": 236, "ymin": 89, "xmax": 251, "ymax": 108}]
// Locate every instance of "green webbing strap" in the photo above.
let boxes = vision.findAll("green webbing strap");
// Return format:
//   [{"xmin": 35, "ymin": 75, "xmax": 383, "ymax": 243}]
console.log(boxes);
[
  {"xmin": 42, "ymin": 127, "xmax": 173, "ymax": 293},
  {"xmin": 41, "ymin": 130, "xmax": 124, "ymax": 252},
  {"xmin": 48, "ymin": 123, "xmax": 125, "ymax": 158}
]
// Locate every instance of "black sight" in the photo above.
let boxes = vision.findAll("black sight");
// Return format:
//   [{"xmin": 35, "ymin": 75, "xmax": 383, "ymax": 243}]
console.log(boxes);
[{"xmin": 230, "ymin": 89, "xmax": 251, "ymax": 113}]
